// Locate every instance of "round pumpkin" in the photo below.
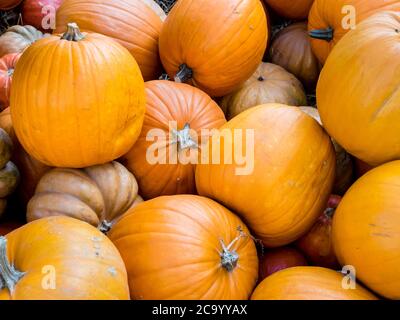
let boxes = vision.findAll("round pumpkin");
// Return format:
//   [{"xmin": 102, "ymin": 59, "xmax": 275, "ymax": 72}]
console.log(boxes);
[
  {"xmin": 308, "ymin": 0, "xmax": 400, "ymax": 64},
  {"xmin": 251, "ymin": 267, "xmax": 377, "ymax": 300},
  {"xmin": 0, "ymin": 53, "xmax": 21, "ymax": 111},
  {"xmin": 0, "ymin": 216, "xmax": 129, "ymax": 299},
  {"xmin": 109, "ymin": 195, "xmax": 258, "ymax": 300},
  {"xmin": 0, "ymin": 0, "xmax": 23, "ymax": 10},
  {"xmin": 259, "ymin": 247, "xmax": 307, "ymax": 281},
  {"xmin": 122, "ymin": 80, "xmax": 226, "ymax": 199},
  {"xmin": 0, "ymin": 25, "xmax": 45, "ymax": 58},
  {"xmin": 317, "ymin": 12, "xmax": 400, "ymax": 166},
  {"xmin": 196, "ymin": 104, "xmax": 336, "ymax": 247},
  {"xmin": 55, "ymin": 0, "xmax": 164, "ymax": 81},
  {"xmin": 11, "ymin": 23, "xmax": 146, "ymax": 168},
  {"xmin": 220, "ymin": 63, "xmax": 306, "ymax": 120},
  {"xmin": 300, "ymin": 107, "xmax": 353, "ymax": 195},
  {"xmin": 296, "ymin": 194, "xmax": 341, "ymax": 269},
  {"xmin": 0, "ymin": 107, "xmax": 51, "ymax": 206},
  {"xmin": 159, "ymin": 0, "xmax": 268, "ymax": 97},
  {"xmin": 333, "ymin": 161, "xmax": 400, "ymax": 300},
  {"xmin": 263, "ymin": 0, "xmax": 314, "ymax": 20},
  {"xmin": 27, "ymin": 161, "xmax": 141, "ymax": 231},
  {"xmin": 270, "ymin": 22, "xmax": 321, "ymax": 90},
  {"xmin": 22, "ymin": 0, "xmax": 63, "ymax": 32}
]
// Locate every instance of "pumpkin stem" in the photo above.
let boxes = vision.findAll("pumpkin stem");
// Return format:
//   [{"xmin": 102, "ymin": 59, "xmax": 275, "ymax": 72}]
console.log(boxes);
[
  {"xmin": 98, "ymin": 220, "xmax": 113, "ymax": 234},
  {"xmin": 61, "ymin": 23, "xmax": 85, "ymax": 42},
  {"xmin": 174, "ymin": 64, "xmax": 193, "ymax": 83},
  {"xmin": 0, "ymin": 236, "xmax": 25, "ymax": 293},
  {"xmin": 172, "ymin": 123, "xmax": 198, "ymax": 150},
  {"xmin": 220, "ymin": 226, "xmax": 247, "ymax": 272},
  {"xmin": 257, "ymin": 76, "xmax": 264, "ymax": 82},
  {"xmin": 309, "ymin": 27, "xmax": 334, "ymax": 41},
  {"xmin": 7, "ymin": 69, "xmax": 14, "ymax": 77}
]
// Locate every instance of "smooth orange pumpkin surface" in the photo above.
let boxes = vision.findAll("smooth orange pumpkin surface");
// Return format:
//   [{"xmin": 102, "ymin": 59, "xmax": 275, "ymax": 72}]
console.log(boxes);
[
  {"xmin": 263, "ymin": 0, "xmax": 314, "ymax": 19},
  {"xmin": 332, "ymin": 161, "xmax": 400, "ymax": 300},
  {"xmin": 0, "ymin": 216, "xmax": 129, "ymax": 300},
  {"xmin": 10, "ymin": 23, "xmax": 146, "ymax": 168},
  {"xmin": 122, "ymin": 80, "xmax": 226, "ymax": 199},
  {"xmin": 309, "ymin": 0, "xmax": 400, "ymax": 64},
  {"xmin": 251, "ymin": 267, "xmax": 377, "ymax": 300},
  {"xmin": 0, "ymin": 53, "xmax": 21, "ymax": 111},
  {"xmin": 55, "ymin": 0, "xmax": 163, "ymax": 80},
  {"xmin": 196, "ymin": 104, "xmax": 336, "ymax": 247},
  {"xmin": 317, "ymin": 12, "xmax": 400, "ymax": 166},
  {"xmin": 0, "ymin": 0, "xmax": 23, "ymax": 10},
  {"xmin": 159, "ymin": 0, "xmax": 268, "ymax": 97},
  {"xmin": 109, "ymin": 195, "xmax": 258, "ymax": 300}
]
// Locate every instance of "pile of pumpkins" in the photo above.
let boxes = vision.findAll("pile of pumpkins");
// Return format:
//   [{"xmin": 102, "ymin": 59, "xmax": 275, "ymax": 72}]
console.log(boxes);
[{"xmin": 0, "ymin": 0, "xmax": 399, "ymax": 300}]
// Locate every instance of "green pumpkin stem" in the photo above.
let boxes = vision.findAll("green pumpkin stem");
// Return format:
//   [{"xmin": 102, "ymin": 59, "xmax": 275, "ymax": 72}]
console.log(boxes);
[
  {"xmin": 61, "ymin": 23, "xmax": 85, "ymax": 42},
  {"xmin": 174, "ymin": 64, "xmax": 193, "ymax": 83},
  {"xmin": 220, "ymin": 227, "xmax": 246, "ymax": 272},
  {"xmin": 0, "ymin": 236, "xmax": 25, "ymax": 293},
  {"xmin": 309, "ymin": 27, "xmax": 334, "ymax": 41}
]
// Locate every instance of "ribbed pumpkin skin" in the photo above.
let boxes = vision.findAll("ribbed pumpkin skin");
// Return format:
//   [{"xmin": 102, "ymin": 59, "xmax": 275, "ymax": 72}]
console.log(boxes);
[
  {"xmin": 196, "ymin": 104, "xmax": 336, "ymax": 247},
  {"xmin": 220, "ymin": 63, "xmax": 306, "ymax": 120},
  {"xmin": 308, "ymin": 0, "xmax": 400, "ymax": 64},
  {"xmin": 55, "ymin": 0, "xmax": 163, "ymax": 81},
  {"xmin": 317, "ymin": 12, "xmax": 400, "ymax": 166},
  {"xmin": 159, "ymin": 0, "xmax": 268, "ymax": 97},
  {"xmin": 0, "ymin": 25, "xmax": 45, "ymax": 58},
  {"xmin": 264, "ymin": 0, "xmax": 314, "ymax": 19},
  {"xmin": 270, "ymin": 23, "xmax": 321, "ymax": 90},
  {"xmin": 109, "ymin": 195, "xmax": 259, "ymax": 300},
  {"xmin": 0, "ymin": 0, "xmax": 23, "ymax": 10},
  {"xmin": 122, "ymin": 81, "xmax": 226, "ymax": 199},
  {"xmin": 333, "ymin": 161, "xmax": 400, "ymax": 300},
  {"xmin": 27, "ymin": 161, "xmax": 140, "ymax": 227},
  {"xmin": 251, "ymin": 267, "xmax": 377, "ymax": 300},
  {"xmin": 10, "ymin": 30, "xmax": 146, "ymax": 168},
  {"xmin": 0, "ymin": 53, "xmax": 21, "ymax": 110},
  {"xmin": 0, "ymin": 216, "xmax": 130, "ymax": 300}
]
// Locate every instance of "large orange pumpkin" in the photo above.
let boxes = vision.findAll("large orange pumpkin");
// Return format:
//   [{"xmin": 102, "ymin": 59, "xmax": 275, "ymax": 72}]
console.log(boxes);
[
  {"xmin": 0, "ymin": 107, "xmax": 51, "ymax": 206},
  {"xmin": 263, "ymin": 0, "xmax": 314, "ymax": 20},
  {"xmin": 109, "ymin": 195, "xmax": 258, "ymax": 300},
  {"xmin": 196, "ymin": 104, "xmax": 336, "ymax": 247},
  {"xmin": 308, "ymin": 0, "xmax": 400, "ymax": 64},
  {"xmin": 251, "ymin": 267, "xmax": 377, "ymax": 300},
  {"xmin": 0, "ymin": 0, "xmax": 23, "ymax": 10},
  {"xmin": 55, "ymin": 0, "xmax": 164, "ymax": 81},
  {"xmin": 122, "ymin": 80, "xmax": 226, "ymax": 199},
  {"xmin": 220, "ymin": 63, "xmax": 306, "ymax": 120},
  {"xmin": 159, "ymin": 0, "xmax": 268, "ymax": 97},
  {"xmin": 332, "ymin": 161, "xmax": 400, "ymax": 300},
  {"xmin": 0, "ymin": 216, "xmax": 129, "ymax": 299},
  {"xmin": 0, "ymin": 53, "xmax": 21, "ymax": 111},
  {"xmin": 270, "ymin": 22, "xmax": 321, "ymax": 90},
  {"xmin": 317, "ymin": 12, "xmax": 400, "ymax": 166},
  {"xmin": 10, "ymin": 23, "xmax": 146, "ymax": 168}
]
